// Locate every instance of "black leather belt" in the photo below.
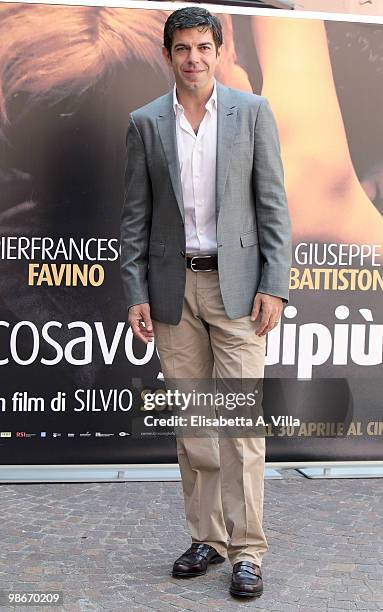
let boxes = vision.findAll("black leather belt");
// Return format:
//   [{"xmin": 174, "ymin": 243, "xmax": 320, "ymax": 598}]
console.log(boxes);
[{"xmin": 186, "ymin": 254, "xmax": 218, "ymax": 272}]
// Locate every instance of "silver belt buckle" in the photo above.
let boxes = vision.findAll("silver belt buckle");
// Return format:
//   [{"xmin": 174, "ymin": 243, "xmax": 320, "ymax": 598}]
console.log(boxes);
[{"xmin": 190, "ymin": 255, "xmax": 214, "ymax": 272}]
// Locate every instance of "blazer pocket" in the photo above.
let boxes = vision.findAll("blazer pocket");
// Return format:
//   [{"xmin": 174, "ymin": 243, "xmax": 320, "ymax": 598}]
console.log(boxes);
[
  {"xmin": 240, "ymin": 230, "xmax": 259, "ymax": 247},
  {"xmin": 233, "ymin": 138, "xmax": 250, "ymax": 145},
  {"xmin": 149, "ymin": 241, "xmax": 165, "ymax": 257}
]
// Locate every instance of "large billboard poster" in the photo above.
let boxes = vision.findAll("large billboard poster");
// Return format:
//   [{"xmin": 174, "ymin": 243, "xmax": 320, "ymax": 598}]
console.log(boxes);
[{"xmin": 0, "ymin": 2, "xmax": 382, "ymax": 464}]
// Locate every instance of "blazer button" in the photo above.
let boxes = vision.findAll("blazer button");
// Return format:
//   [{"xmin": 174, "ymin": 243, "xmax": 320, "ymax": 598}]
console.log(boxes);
[{"xmin": 180, "ymin": 250, "xmax": 185, "ymax": 257}]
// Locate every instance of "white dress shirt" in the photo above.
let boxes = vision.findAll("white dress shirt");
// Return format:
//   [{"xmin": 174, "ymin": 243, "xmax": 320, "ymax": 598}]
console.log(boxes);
[{"xmin": 173, "ymin": 81, "xmax": 218, "ymax": 254}]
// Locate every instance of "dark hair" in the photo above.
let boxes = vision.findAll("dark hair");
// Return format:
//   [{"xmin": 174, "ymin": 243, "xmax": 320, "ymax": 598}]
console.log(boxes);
[{"xmin": 163, "ymin": 7, "xmax": 223, "ymax": 55}]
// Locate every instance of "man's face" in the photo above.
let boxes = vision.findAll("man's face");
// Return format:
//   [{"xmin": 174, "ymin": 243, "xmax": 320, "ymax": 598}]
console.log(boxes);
[{"xmin": 162, "ymin": 27, "xmax": 221, "ymax": 93}]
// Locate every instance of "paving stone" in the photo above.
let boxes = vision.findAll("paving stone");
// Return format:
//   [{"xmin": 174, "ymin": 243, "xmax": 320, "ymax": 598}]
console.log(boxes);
[{"xmin": 0, "ymin": 477, "xmax": 382, "ymax": 610}]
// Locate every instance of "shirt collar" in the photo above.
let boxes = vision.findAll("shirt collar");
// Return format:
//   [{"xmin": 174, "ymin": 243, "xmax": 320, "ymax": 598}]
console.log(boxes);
[{"xmin": 173, "ymin": 79, "xmax": 217, "ymax": 116}]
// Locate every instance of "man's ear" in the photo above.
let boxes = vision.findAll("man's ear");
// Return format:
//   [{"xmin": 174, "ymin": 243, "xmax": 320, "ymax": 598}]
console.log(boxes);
[
  {"xmin": 216, "ymin": 44, "xmax": 223, "ymax": 62},
  {"xmin": 162, "ymin": 46, "xmax": 172, "ymax": 67}
]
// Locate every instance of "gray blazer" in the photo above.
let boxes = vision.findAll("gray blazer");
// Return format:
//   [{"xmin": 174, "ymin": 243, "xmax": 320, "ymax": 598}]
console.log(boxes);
[{"xmin": 121, "ymin": 82, "xmax": 291, "ymax": 325}]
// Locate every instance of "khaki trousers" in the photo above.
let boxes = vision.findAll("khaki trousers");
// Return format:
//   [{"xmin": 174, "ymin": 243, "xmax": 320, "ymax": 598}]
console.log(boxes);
[{"xmin": 152, "ymin": 269, "xmax": 268, "ymax": 566}]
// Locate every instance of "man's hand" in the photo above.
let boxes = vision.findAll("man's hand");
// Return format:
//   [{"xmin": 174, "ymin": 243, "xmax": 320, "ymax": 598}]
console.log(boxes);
[
  {"xmin": 251, "ymin": 293, "xmax": 282, "ymax": 337},
  {"xmin": 128, "ymin": 303, "xmax": 154, "ymax": 344}
]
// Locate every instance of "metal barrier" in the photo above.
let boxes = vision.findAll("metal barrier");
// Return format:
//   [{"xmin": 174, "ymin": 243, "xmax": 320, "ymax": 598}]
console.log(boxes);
[{"xmin": 0, "ymin": 462, "xmax": 382, "ymax": 482}]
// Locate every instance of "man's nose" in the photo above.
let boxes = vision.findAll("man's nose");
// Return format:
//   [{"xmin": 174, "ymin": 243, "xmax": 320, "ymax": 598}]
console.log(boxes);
[{"xmin": 187, "ymin": 47, "xmax": 200, "ymax": 63}]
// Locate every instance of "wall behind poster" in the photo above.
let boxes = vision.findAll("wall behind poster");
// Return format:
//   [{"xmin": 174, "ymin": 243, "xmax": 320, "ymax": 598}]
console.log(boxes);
[{"xmin": 0, "ymin": 3, "xmax": 382, "ymax": 464}]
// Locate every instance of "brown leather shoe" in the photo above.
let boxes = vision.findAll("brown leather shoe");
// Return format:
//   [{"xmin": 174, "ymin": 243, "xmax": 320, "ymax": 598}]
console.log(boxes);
[
  {"xmin": 172, "ymin": 543, "xmax": 226, "ymax": 578},
  {"xmin": 229, "ymin": 561, "xmax": 263, "ymax": 597}
]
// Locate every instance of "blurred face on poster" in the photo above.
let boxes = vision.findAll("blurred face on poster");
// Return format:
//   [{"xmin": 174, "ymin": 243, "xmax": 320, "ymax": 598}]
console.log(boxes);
[{"xmin": 162, "ymin": 27, "xmax": 222, "ymax": 95}]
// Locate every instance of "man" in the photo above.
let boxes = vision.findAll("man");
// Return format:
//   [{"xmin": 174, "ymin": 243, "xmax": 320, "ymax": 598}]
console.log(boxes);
[{"xmin": 120, "ymin": 6, "xmax": 291, "ymax": 598}]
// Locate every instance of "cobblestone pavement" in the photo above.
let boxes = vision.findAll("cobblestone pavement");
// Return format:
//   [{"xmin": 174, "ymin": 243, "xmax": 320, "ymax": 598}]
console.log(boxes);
[{"xmin": 0, "ymin": 470, "xmax": 382, "ymax": 611}]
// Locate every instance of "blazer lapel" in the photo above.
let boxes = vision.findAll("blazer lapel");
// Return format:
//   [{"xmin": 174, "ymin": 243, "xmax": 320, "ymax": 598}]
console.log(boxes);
[
  {"xmin": 156, "ymin": 83, "xmax": 237, "ymax": 224},
  {"xmin": 157, "ymin": 96, "xmax": 185, "ymax": 223},
  {"xmin": 216, "ymin": 83, "xmax": 238, "ymax": 219}
]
